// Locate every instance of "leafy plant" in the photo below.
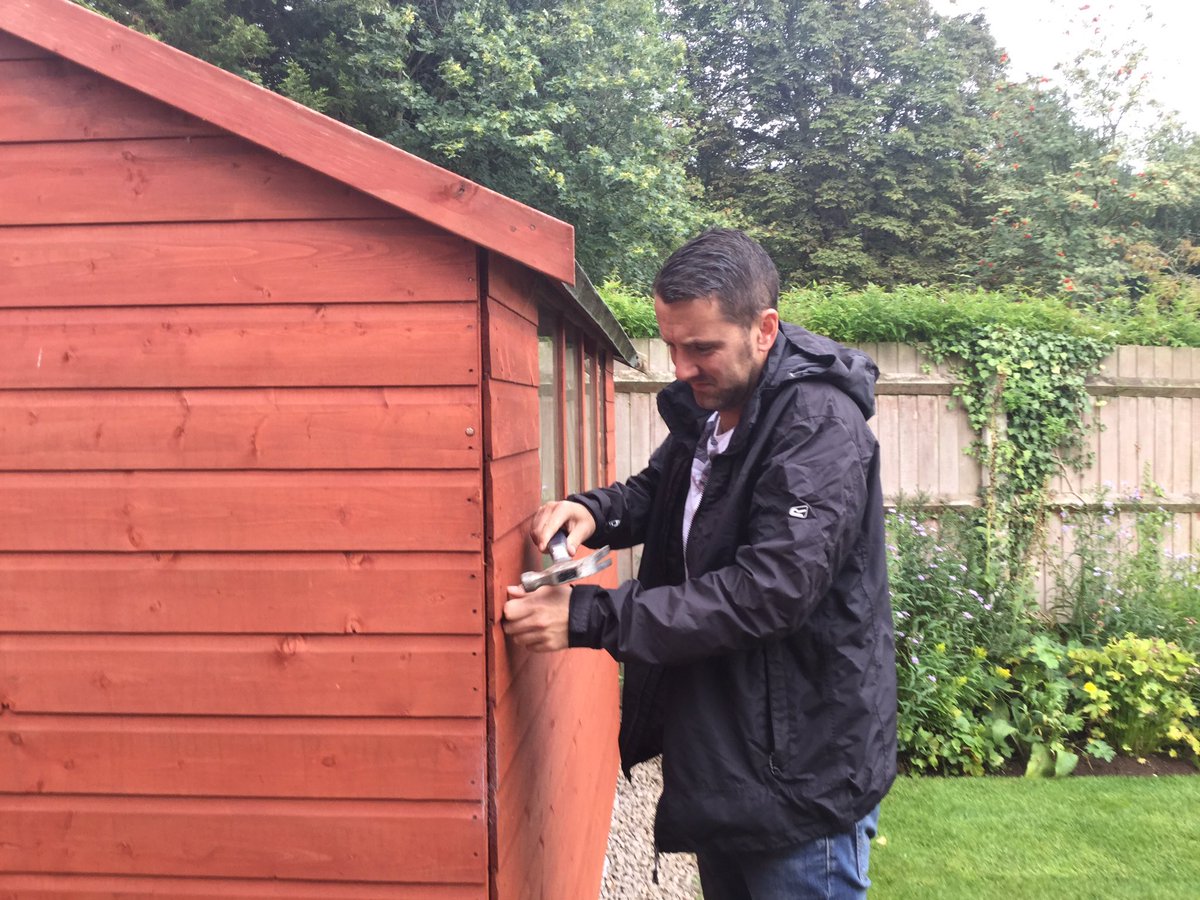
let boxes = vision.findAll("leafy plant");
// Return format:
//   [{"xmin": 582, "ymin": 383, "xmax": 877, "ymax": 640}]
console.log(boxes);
[{"xmin": 1068, "ymin": 636, "xmax": 1200, "ymax": 759}]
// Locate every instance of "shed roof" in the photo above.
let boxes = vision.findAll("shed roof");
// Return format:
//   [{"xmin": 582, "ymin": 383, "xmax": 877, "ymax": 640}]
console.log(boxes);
[{"xmin": 0, "ymin": 0, "xmax": 575, "ymax": 285}]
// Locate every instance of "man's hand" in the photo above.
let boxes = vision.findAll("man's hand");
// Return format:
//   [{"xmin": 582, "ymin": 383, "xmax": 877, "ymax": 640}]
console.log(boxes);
[
  {"xmin": 502, "ymin": 583, "xmax": 571, "ymax": 652},
  {"xmin": 531, "ymin": 500, "xmax": 596, "ymax": 556}
]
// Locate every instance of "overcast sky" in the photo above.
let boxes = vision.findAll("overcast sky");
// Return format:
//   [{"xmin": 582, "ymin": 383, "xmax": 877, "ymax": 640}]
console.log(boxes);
[{"xmin": 929, "ymin": 0, "xmax": 1199, "ymax": 132}]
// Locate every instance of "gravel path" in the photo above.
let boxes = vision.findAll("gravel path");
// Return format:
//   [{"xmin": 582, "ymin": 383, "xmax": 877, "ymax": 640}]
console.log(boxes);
[{"xmin": 601, "ymin": 757, "xmax": 700, "ymax": 900}]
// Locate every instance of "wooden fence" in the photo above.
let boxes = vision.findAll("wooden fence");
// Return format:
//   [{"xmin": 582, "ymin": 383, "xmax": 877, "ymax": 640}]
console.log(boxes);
[{"xmin": 613, "ymin": 340, "xmax": 1200, "ymax": 597}]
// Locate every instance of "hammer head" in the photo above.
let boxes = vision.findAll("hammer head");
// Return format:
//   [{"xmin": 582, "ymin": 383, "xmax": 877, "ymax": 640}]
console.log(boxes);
[{"xmin": 520, "ymin": 531, "xmax": 612, "ymax": 591}]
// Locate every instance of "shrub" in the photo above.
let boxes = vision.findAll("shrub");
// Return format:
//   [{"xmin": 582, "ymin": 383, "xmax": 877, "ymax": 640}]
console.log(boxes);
[{"xmin": 1068, "ymin": 636, "xmax": 1200, "ymax": 760}]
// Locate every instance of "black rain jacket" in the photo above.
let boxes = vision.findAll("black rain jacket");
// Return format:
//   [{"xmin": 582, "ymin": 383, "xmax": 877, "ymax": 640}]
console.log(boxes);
[{"xmin": 567, "ymin": 322, "xmax": 896, "ymax": 854}]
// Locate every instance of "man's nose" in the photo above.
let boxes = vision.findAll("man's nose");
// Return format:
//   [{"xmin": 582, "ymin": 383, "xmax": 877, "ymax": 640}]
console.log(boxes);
[{"xmin": 672, "ymin": 353, "xmax": 697, "ymax": 381}]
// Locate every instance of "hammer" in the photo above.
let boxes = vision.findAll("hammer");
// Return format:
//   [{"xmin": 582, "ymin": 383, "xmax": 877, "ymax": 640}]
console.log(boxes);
[{"xmin": 520, "ymin": 530, "xmax": 612, "ymax": 592}]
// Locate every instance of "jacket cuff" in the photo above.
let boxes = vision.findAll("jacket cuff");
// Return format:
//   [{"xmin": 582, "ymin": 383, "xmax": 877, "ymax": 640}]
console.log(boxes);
[
  {"xmin": 567, "ymin": 584, "xmax": 606, "ymax": 649},
  {"xmin": 565, "ymin": 493, "xmax": 606, "ymax": 548}
]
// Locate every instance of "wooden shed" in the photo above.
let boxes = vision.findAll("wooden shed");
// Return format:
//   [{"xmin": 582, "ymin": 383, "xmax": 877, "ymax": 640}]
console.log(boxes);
[{"xmin": 0, "ymin": 0, "xmax": 633, "ymax": 896}]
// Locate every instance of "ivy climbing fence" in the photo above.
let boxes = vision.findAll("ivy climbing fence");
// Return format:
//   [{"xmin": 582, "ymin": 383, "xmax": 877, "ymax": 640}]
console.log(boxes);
[{"xmin": 613, "ymin": 339, "xmax": 1200, "ymax": 604}]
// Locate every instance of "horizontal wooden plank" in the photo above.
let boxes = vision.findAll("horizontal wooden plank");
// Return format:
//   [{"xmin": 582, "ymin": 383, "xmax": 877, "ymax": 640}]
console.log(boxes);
[
  {"xmin": 487, "ymin": 254, "xmax": 539, "ymax": 325},
  {"xmin": 0, "ymin": 136, "xmax": 409, "ymax": 225},
  {"xmin": 0, "ymin": 387, "xmax": 480, "ymax": 470},
  {"xmin": 486, "ymin": 450, "xmax": 541, "ymax": 543},
  {"xmin": 0, "ymin": 634, "xmax": 484, "ymax": 717},
  {"xmin": 0, "ymin": 796, "xmax": 485, "ymax": 884},
  {"xmin": 0, "ymin": 471, "xmax": 482, "ymax": 552},
  {"xmin": 485, "ymin": 380, "xmax": 539, "ymax": 460},
  {"xmin": 0, "ymin": 552, "xmax": 482, "ymax": 634},
  {"xmin": 0, "ymin": 219, "xmax": 478, "ymax": 307},
  {"xmin": 0, "ymin": 31, "xmax": 48, "ymax": 59},
  {"xmin": 486, "ymin": 296, "xmax": 538, "ymax": 386},
  {"xmin": 0, "ymin": 874, "xmax": 480, "ymax": 899},
  {"xmin": 0, "ymin": 303, "xmax": 479, "ymax": 389},
  {"xmin": 0, "ymin": 715, "xmax": 483, "ymax": 800},
  {"xmin": 0, "ymin": 58, "xmax": 219, "ymax": 142}
]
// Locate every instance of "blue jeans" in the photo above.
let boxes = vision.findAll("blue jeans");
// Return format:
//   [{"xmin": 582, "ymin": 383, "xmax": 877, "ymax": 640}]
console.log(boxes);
[{"xmin": 696, "ymin": 805, "xmax": 880, "ymax": 899}]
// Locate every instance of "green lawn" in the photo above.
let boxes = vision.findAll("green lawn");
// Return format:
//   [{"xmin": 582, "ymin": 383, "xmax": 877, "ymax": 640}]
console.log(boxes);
[{"xmin": 871, "ymin": 776, "xmax": 1200, "ymax": 899}]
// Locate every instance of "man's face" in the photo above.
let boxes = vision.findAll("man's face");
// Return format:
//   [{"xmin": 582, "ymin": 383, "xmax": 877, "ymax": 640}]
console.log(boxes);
[{"xmin": 654, "ymin": 294, "xmax": 778, "ymax": 419}]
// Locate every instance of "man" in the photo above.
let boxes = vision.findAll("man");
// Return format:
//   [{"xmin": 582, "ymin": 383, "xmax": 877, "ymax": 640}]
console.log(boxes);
[{"xmin": 503, "ymin": 229, "xmax": 896, "ymax": 899}]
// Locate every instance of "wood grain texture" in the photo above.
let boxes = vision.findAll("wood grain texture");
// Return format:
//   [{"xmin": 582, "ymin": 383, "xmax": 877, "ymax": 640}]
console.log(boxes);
[
  {"xmin": 0, "ymin": 874, "xmax": 480, "ymax": 899},
  {"xmin": 0, "ymin": 136, "xmax": 407, "ymax": 225},
  {"xmin": 0, "ymin": 552, "xmax": 482, "ymax": 634},
  {"xmin": 0, "ymin": 795, "xmax": 485, "ymax": 884},
  {"xmin": 0, "ymin": 388, "xmax": 480, "ymax": 470},
  {"xmin": 0, "ymin": 634, "xmax": 484, "ymax": 717},
  {"xmin": 486, "ymin": 297, "xmax": 539, "ymax": 387},
  {"xmin": 486, "ymin": 255, "xmax": 538, "ymax": 325},
  {"xmin": 0, "ymin": 303, "xmax": 479, "ymax": 389},
  {"xmin": 486, "ymin": 451, "xmax": 542, "ymax": 543},
  {"xmin": 0, "ymin": 470, "xmax": 482, "ymax": 552},
  {"xmin": 485, "ymin": 380, "xmax": 539, "ymax": 461},
  {"xmin": 0, "ymin": 220, "xmax": 478, "ymax": 307},
  {"xmin": 0, "ymin": 58, "xmax": 219, "ymax": 142},
  {"xmin": 0, "ymin": 715, "xmax": 483, "ymax": 801},
  {"xmin": 0, "ymin": 1, "xmax": 574, "ymax": 283}
]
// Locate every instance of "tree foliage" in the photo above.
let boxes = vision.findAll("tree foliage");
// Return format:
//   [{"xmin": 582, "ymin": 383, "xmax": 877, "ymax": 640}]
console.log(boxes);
[
  {"xmin": 78, "ymin": 0, "xmax": 707, "ymax": 288},
  {"xmin": 672, "ymin": 0, "xmax": 1003, "ymax": 286}
]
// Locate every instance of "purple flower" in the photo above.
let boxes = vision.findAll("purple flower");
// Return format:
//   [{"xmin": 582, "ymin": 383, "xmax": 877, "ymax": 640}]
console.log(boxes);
[
  {"xmin": 928, "ymin": 675, "xmax": 937, "ymax": 683},
  {"xmin": 962, "ymin": 611, "xmax": 974, "ymax": 620},
  {"xmin": 911, "ymin": 655, "xmax": 920, "ymax": 664}
]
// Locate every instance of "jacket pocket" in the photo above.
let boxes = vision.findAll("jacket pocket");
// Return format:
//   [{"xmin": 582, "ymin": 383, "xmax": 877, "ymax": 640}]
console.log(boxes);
[{"xmin": 764, "ymin": 640, "xmax": 791, "ymax": 775}]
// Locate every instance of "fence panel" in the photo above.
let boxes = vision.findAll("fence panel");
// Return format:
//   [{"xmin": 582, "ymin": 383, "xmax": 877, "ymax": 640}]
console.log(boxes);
[{"xmin": 614, "ymin": 341, "xmax": 1200, "ymax": 601}]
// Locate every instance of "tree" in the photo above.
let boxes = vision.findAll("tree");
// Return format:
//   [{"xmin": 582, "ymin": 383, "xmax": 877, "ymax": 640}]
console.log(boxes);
[
  {"xmin": 672, "ymin": 0, "xmax": 1003, "ymax": 286},
  {"xmin": 971, "ymin": 5, "xmax": 1200, "ymax": 305},
  {"xmin": 77, "ymin": 0, "xmax": 708, "ymax": 288}
]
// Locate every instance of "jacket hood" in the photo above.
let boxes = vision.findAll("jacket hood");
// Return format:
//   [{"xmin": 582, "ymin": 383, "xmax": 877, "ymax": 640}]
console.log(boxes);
[
  {"xmin": 768, "ymin": 322, "xmax": 878, "ymax": 420},
  {"xmin": 659, "ymin": 322, "xmax": 879, "ymax": 444}
]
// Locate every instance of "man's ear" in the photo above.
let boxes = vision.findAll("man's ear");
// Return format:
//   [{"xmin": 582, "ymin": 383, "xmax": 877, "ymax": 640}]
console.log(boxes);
[{"xmin": 756, "ymin": 308, "xmax": 780, "ymax": 352}]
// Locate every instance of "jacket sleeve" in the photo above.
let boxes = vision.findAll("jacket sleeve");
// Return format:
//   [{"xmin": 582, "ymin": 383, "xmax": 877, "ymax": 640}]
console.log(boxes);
[
  {"xmin": 567, "ymin": 437, "xmax": 674, "ymax": 551},
  {"xmin": 568, "ymin": 407, "xmax": 872, "ymax": 664}
]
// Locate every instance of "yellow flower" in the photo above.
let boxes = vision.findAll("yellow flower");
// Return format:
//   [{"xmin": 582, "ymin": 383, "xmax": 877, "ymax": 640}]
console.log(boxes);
[
  {"xmin": 936, "ymin": 642, "xmax": 947, "ymax": 653},
  {"xmin": 1083, "ymin": 681, "xmax": 1099, "ymax": 695},
  {"xmin": 973, "ymin": 647, "xmax": 988, "ymax": 659},
  {"xmin": 995, "ymin": 666, "xmax": 1012, "ymax": 680}
]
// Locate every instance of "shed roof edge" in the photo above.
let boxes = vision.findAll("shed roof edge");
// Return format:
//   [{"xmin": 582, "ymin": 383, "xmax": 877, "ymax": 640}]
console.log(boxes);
[{"xmin": 0, "ymin": 0, "xmax": 575, "ymax": 284}]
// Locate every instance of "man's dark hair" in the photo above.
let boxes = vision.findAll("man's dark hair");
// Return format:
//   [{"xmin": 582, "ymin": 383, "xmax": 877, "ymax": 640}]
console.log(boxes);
[{"xmin": 652, "ymin": 228, "xmax": 780, "ymax": 327}]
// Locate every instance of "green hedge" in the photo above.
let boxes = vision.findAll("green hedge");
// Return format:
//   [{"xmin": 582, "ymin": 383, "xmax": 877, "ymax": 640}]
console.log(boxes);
[{"xmin": 599, "ymin": 280, "xmax": 1200, "ymax": 348}]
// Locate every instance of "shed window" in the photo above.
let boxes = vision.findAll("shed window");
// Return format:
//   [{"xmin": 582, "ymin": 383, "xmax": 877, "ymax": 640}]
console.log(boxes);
[{"xmin": 537, "ymin": 309, "xmax": 607, "ymax": 503}]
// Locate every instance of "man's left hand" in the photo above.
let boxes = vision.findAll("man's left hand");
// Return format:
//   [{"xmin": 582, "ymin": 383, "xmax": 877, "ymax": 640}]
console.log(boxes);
[{"xmin": 502, "ymin": 583, "xmax": 571, "ymax": 652}]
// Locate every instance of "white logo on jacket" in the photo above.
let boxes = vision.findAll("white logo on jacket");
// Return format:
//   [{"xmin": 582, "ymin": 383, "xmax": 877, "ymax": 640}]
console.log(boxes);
[{"xmin": 788, "ymin": 504, "xmax": 810, "ymax": 519}]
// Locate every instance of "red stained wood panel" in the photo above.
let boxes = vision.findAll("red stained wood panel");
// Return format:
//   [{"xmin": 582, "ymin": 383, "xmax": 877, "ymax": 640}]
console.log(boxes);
[
  {"xmin": 0, "ymin": 471, "xmax": 482, "ymax": 552},
  {"xmin": 486, "ymin": 450, "xmax": 542, "ymax": 543},
  {"xmin": 0, "ymin": 796, "xmax": 485, "ymax": 884},
  {"xmin": 0, "ymin": 219, "xmax": 478, "ymax": 307},
  {"xmin": 0, "ymin": 136, "xmax": 409, "ymax": 224},
  {"xmin": 0, "ymin": 303, "xmax": 478, "ymax": 389},
  {"xmin": 486, "ymin": 297, "xmax": 539, "ymax": 387},
  {"xmin": 0, "ymin": 387, "xmax": 480, "ymax": 470},
  {"xmin": 485, "ymin": 380, "xmax": 540, "ymax": 460},
  {"xmin": 0, "ymin": 552, "xmax": 482, "ymax": 635},
  {"xmin": 0, "ymin": 58, "xmax": 218, "ymax": 142},
  {"xmin": 493, "ymin": 651, "xmax": 618, "ymax": 899},
  {"xmin": 0, "ymin": 634, "xmax": 484, "ymax": 717},
  {"xmin": 0, "ymin": 31, "xmax": 48, "ymax": 59},
  {"xmin": 0, "ymin": 874, "xmax": 479, "ymax": 899},
  {"xmin": 487, "ymin": 254, "xmax": 539, "ymax": 325},
  {"xmin": 0, "ymin": 716, "xmax": 483, "ymax": 801}
]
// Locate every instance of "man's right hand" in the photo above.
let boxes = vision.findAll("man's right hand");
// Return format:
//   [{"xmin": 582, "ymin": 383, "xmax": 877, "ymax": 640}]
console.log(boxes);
[{"xmin": 530, "ymin": 500, "xmax": 596, "ymax": 557}]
